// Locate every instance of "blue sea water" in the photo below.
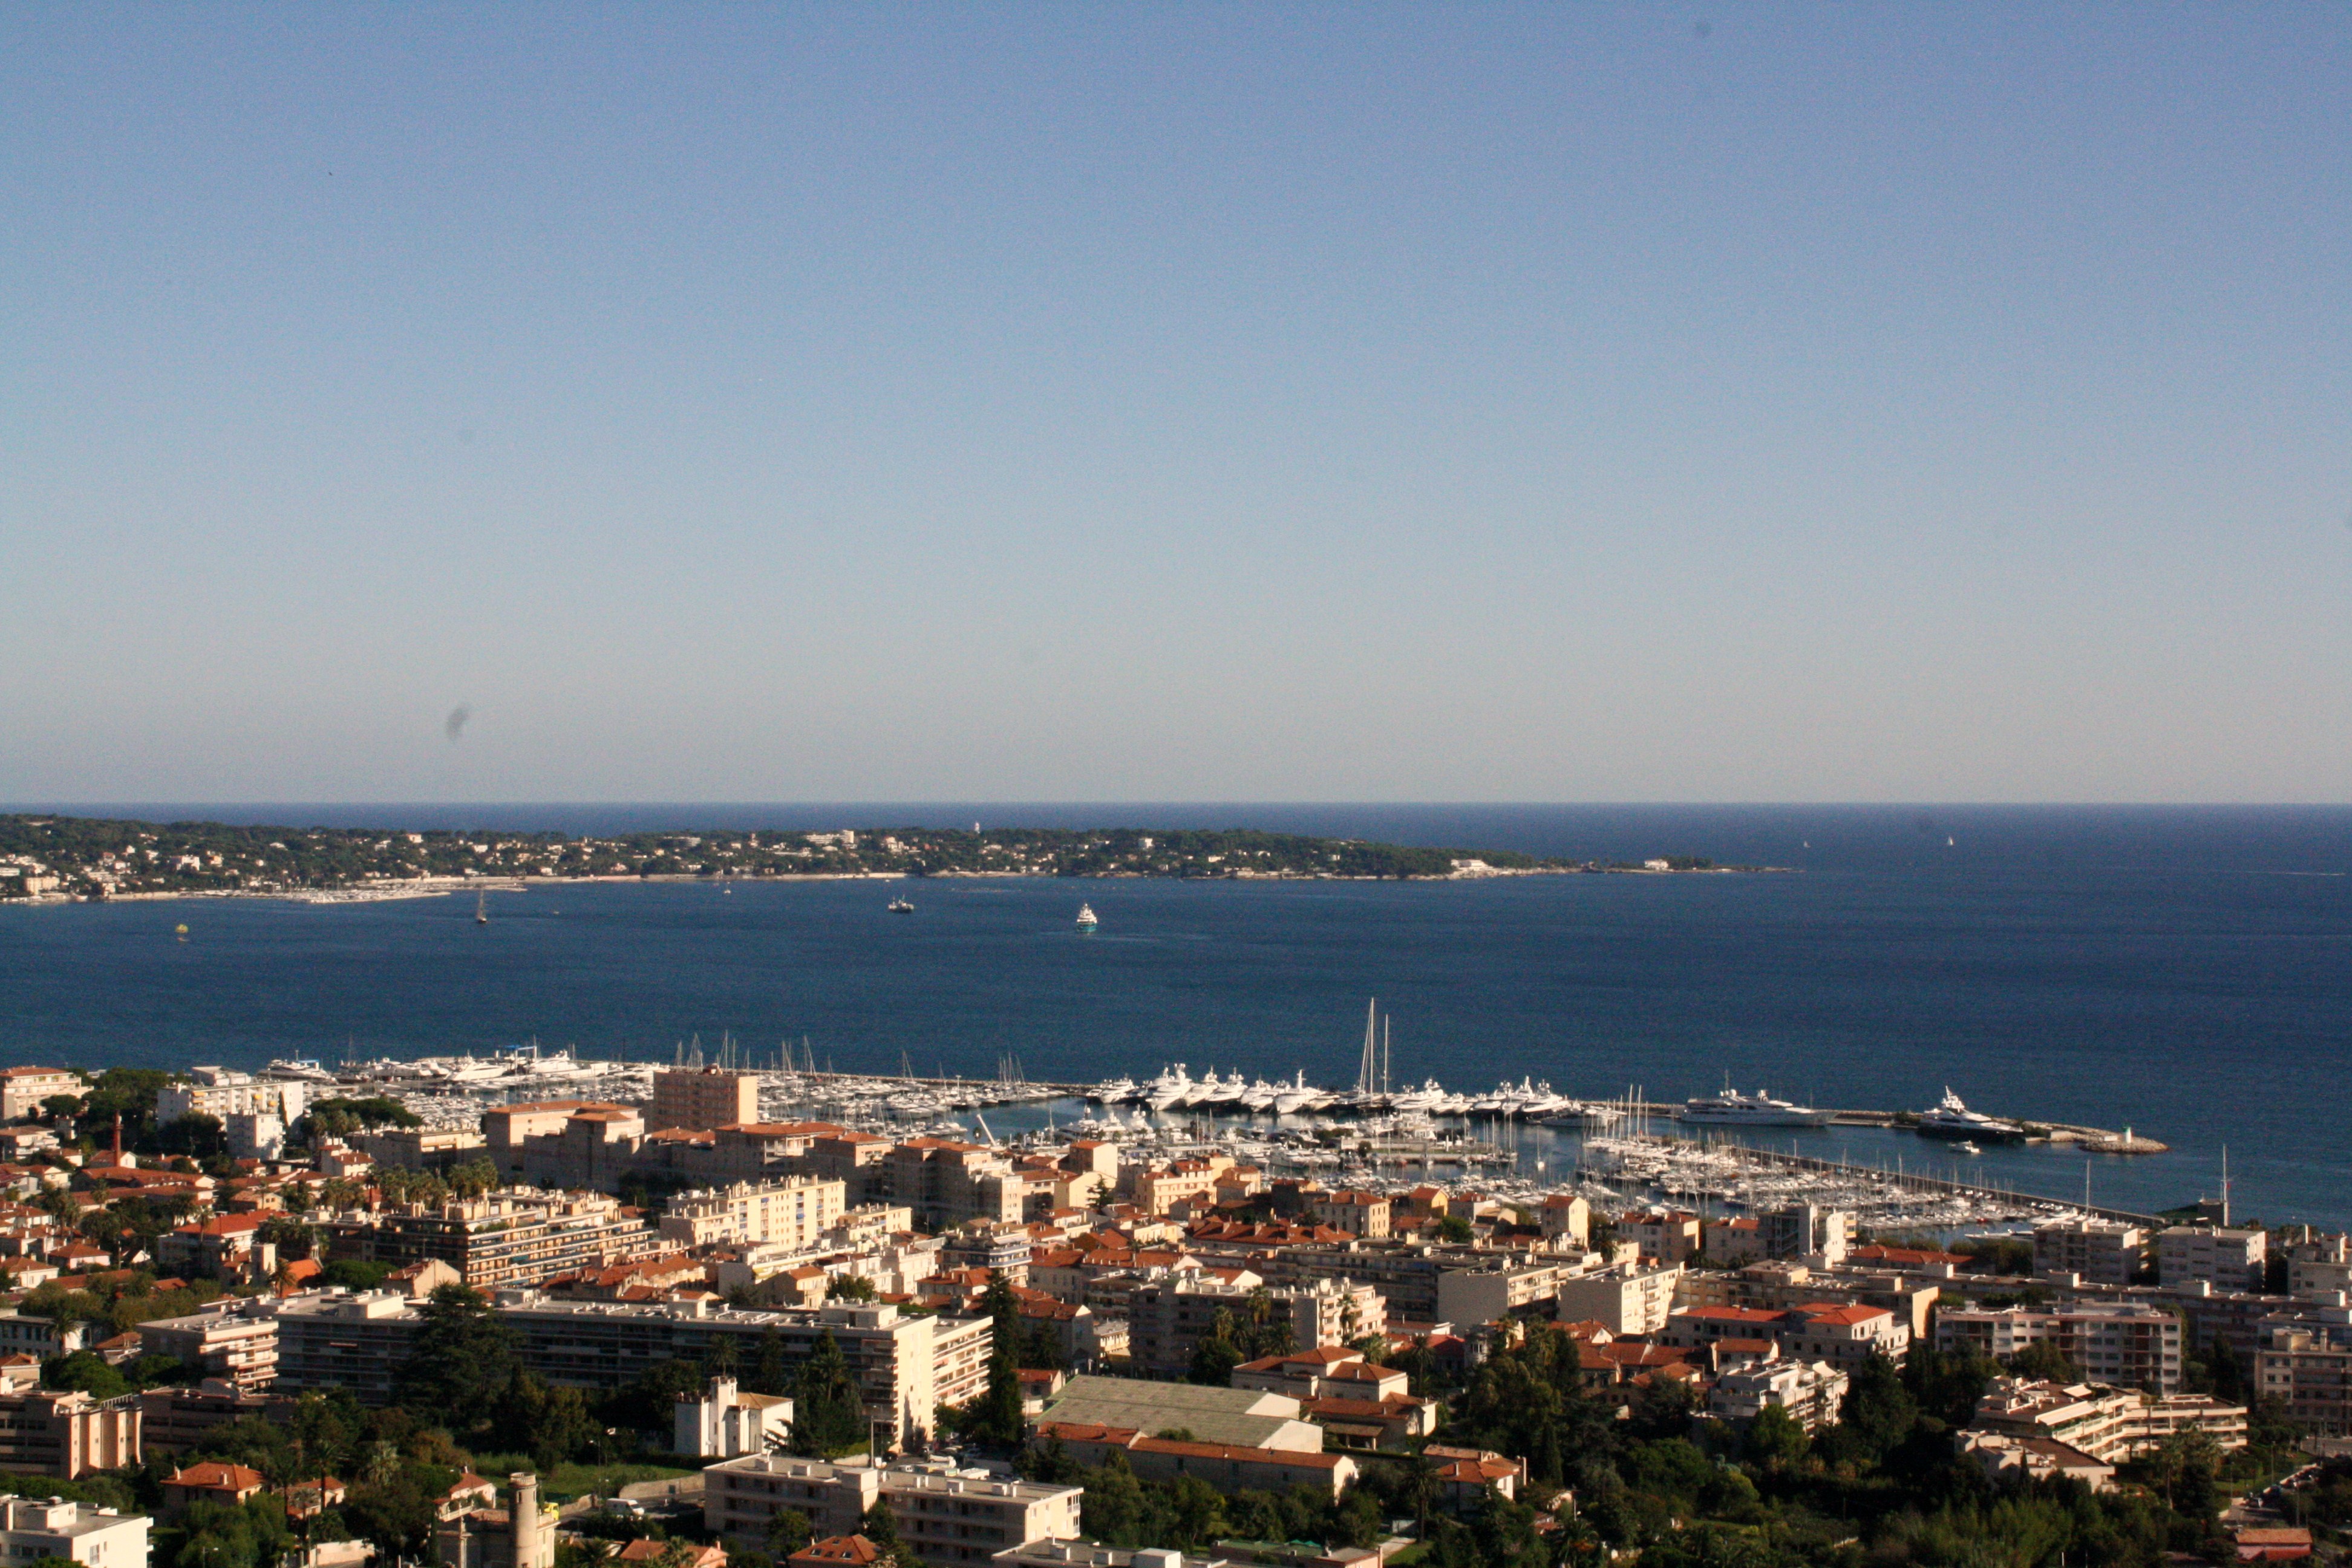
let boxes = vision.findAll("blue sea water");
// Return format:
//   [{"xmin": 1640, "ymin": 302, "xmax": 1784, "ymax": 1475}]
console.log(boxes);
[{"xmin": 4, "ymin": 805, "xmax": 2350, "ymax": 1226}]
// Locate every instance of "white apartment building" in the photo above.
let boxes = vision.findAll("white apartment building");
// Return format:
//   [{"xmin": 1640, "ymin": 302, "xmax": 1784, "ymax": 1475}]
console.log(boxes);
[
  {"xmin": 1708, "ymin": 1356, "xmax": 1849, "ymax": 1433},
  {"xmin": 672, "ymin": 1376, "xmax": 791, "ymax": 1459},
  {"xmin": 703, "ymin": 1455, "xmax": 1082, "ymax": 1567},
  {"xmin": 2255, "ymin": 1307, "xmax": 2352, "ymax": 1432},
  {"xmin": 658, "ymin": 1178, "xmax": 847, "ymax": 1250},
  {"xmin": 0, "ymin": 1497, "xmax": 149, "ymax": 1568},
  {"xmin": 1935, "ymin": 1302, "xmax": 2183, "ymax": 1393},
  {"xmin": 2286, "ymin": 1235, "xmax": 2352, "ymax": 1298},
  {"xmin": 155, "ymin": 1069, "xmax": 307, "ymax": 1127},
  {"xmin": 1967, "ymin": 1377, "xmax": 2247, "ymax": 1461},
  {"xmin": 1555, "ymin": 1263, "xmax": 1684, "ymax": 1336},
  {"xmin": 2033, "ymin": 1220, "xmax": 2146, "ymax": 1287},
  {"xmin": 2158, "ymin": 1226, "xmax": 2268, "ymax": 1293},
  {"xmin": 0, "ymin": 1067, "xmax": 83, "ymax": 1122}
]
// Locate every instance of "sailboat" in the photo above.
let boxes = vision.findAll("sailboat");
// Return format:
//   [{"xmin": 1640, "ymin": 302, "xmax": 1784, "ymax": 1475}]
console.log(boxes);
[{"xmin": 474, "ymin": 890, "xmax": 488, "ymax": 925}]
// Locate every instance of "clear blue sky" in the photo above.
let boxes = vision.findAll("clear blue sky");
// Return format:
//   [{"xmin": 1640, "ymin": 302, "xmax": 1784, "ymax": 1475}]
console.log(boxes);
[{"xmin": 5, "ymin": 5, "xmax": 2348, "ymax": 803}]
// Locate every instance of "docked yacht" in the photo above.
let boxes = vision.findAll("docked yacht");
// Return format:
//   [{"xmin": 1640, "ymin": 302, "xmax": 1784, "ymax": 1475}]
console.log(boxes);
[
  {"xmin": 1678, "ymin": 1086, "xmax": 1834, "ymax": 1128},
  {"xmin": 1142, "ymin": 1065, "xmax": 1193, "ymax": 1111},
  {"xmin": 264, "ymin": 1058, "xmax": 336, "ymax": 1083},
  {"xmin": 1915, "ymin": 1088, "xmax": 2026, "ymax": 1143},
  {"xmin": 1272, "ymin": 1071, "xmax": 1322, "ymax": 1116}
]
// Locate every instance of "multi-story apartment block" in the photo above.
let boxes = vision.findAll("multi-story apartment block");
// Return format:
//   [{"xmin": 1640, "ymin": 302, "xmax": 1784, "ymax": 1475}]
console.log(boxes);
[
  {"xmin": 1538, "ymin": 1194, "xmax": 1592, "ymax": 1249},
  {"xmin": 704, "ymin": 1455, "xmax": 1083, "ymax": 1566},
  {"xmin": 136, "ymin": 1304, "xmax": 280, "ymax": 1391},
  {"xmin": 1434, "ymin": 1258, "xmax": 1564, "ymax": 1327},
  {"xmin": 649, "ymin": 1068, "xmax": 761, "ymax": 1133},
  {"xmin": 1664, "ymin": 1302, "xmax": 1909, "ymax": 1370},
  {"xmin": 1760, "ymin": 1205, "xmax": 1852, "ymax": 1266},
  {"xmin": 480, "ymin": 1101, "xmax": 623, "ymax": 1182},
  {"xmin": 2158, "ymin": 1226, "xmax": 2268, "ymax": 1293},
  {"xmin": 0, "ymin": 1390, "xmax": 143, "ymax": 1478},
  {"xmin": 2285, "ymin": 1233, "xmax": 2352, "ymax": 1299},
  {"xmin": 938, "ymin": 1221, "xmax": 1034, "ymax": 1284},
  {"xmin": 1967, "ymin": 1377, "xmax": 2246, "ymax": 1460},
  {"xmin": 2254, "ymin": 1307, "xmax": 2352, "ymax": 1432},
  {"xmin": 1555, "ymin": 1263, "xmax": 1684, "ymax": 1336},
  {"xmin": 1308, "ymin": 1193, "xmax": 1391, "ymax": 1240},
  {"xmin": 882, "ymin": 1140, "xmax": 1022, "ymax": 1230},
  {"xmin": 0, "ymin": 1496, "xmax": 149, "ymax": 1568},
  {"xmin": 2033, "ymin": 1221, "xmax": 2146, "ymax": 1286},
  {"xmin": 1708, "ymin": 1355, "xmax": 1849, "ymax": 1432},
  {"xmin": 1622, "ymin": 1212, "xmax": 1703, "ymax": 1266},
  {"xmin": 0, "ymin": 1314, "xmax": 86, "ymax": 1361},
  {"xmin": 1127, "ymin": 1158, "xmax": 1232, "ymax": 1218},
  {"xmin": 500, "ymin": 1296, "xmax": 990, "ymax": 1448},
  {"xmin": 1779, "ymin": 1302, "xmax": 1912, "ymax": 1369},
  {"xmin": 264, "ymin": 1289, "xmax": 990, "ymax": 1445},
  {"xmin": 0, "ymin": 1067, "xmax": 82, "ymax": 1122},
  {"xmin": 520, "ymin": 1106, "xmax": 650, "ymax": 1190},
  {"xmin": 658, "ymin": 1178, "xmax": 847, "ymax": 1250},
  {"xmin": 1126, "ymin": 1278, "xmax": 1383, "ymax": 1375},
  {"xmin": 261, "ymin": 1292, "xmax": 424, "ymax": 1405},
  {"xmin": 1935, "ymin": 1302, "xmax": 2184, "ymax": 1394},
  {"xmin": 342, "ymin": 1190, "xmax": 663, "ymax": 1289},
  {"xmin": 155, "ymin": 1069, "xmax": 307, "ymax": 1128},
  {"xmin": 154, "ymin": 1215, "xmax": 267, "ymax": 1282}
]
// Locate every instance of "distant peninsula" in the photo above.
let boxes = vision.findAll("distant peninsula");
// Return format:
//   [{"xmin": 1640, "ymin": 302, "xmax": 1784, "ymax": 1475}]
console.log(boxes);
[{"xmin": 0, "ymin": 812, "xmax": 1777, "ymax": 901}]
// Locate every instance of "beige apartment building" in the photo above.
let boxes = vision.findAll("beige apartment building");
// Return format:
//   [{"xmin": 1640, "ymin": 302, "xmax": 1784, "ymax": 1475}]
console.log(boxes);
[
  {"xmin": 704, "ymin": 1456, "xmax": 1083, "ymax": 1566},
  {"xmin": 658, "ymin": 1177, "xmax": 847, "ymax": 1250},
  {"xmin": 1555, "ymin": 1263, "xmax": 1683, "ymax": 1336},
  {"xmin": 1935, "ymin": 1302, "xmax": 2183, "ymax": 1394},
  {"xmin": 649, "ymin": 1068, "xmax": 761, "ymax": 1133},
  {"xmin": 0, "ymin": 1067, "xmax": 81, "ymax": 1122},
  {"xmin": 2158, "ymin": 1226, "xmax": 2268, "ymax": 1292},
  {"xmin": 2033, "ymin": 1220, "xmax": 2146, "ymax": 1286}
]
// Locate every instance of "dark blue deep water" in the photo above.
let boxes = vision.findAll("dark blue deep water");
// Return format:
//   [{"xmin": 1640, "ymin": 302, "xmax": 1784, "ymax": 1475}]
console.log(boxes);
[{"xmin": 4, "ymin": 805, "xmax": 2350, "ymax": 1225}]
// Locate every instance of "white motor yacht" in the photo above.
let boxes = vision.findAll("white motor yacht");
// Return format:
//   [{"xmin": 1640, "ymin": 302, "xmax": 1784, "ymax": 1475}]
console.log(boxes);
[
  {"xmin": 1678, "ymin": 1086, "xmax": 1835, "ymax": 1129},
  {"xmin": 1915, "ymin": 1088, "xmax": 2025, "ymax": 1143},
  {"xmin": 1272, "ymin": 1070, "xmax": 1320, "ymax": 1116}
]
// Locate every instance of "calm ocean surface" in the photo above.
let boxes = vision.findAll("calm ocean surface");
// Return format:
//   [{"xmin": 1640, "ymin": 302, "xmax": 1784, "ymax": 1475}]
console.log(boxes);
[{"xmin": 5, "ymin": 805, "xmax": 2350, "ymax": 1226}]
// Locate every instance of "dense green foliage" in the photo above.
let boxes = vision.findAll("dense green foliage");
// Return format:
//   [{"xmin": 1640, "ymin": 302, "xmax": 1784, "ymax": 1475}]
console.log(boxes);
[{"xmin": 789, "ymin": 1331, "xmax": 869, "ymax": 1457}]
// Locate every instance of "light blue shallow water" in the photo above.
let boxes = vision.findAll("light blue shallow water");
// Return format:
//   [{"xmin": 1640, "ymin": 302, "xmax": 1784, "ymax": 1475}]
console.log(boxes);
[{"xmin": 2, "ymin": 805, "xmax": 2348, "ymax": 1225}]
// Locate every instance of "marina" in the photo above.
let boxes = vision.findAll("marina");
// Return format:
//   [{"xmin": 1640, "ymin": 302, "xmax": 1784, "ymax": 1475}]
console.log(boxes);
[{"xmin": 290, "ymin": 1042, "xmax": 2177, "ymax": 1238}]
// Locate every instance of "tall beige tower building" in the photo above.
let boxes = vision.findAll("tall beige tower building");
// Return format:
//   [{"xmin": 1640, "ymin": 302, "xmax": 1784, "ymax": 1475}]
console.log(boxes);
[{"xmin": 650, "ymin": 1068, "xmax": 760, "ymax": 1132}]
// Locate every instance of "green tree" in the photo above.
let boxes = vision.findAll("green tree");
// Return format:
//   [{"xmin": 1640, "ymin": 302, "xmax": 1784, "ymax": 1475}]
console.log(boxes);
[
  {"xmin": 966, "ymin": 1278, "xmax": 1025, "ymax": 1446},
  {"xmin": 859, "ymin": 1499, "xmax": 922, "ymax": 1568},
  {"xmin": 490, "ymin": 1367, "xmax": 594, "ymax": 1469},
  {"xmin": 748, "ymin": 1328, "xmax": 791, "ymax": 1397},
  {"xmin": 762, "ymin": 1508, "xmax": 814, "ymax": 1557},
  {"xmin": 789, "ymin": 1331, "xmax": 867, "ymax": 1457},
  {"xmin": 1188, "ymin": 1308, "xmax": 1246, "ymax": 1387},
  {"xmin": 1741, "ymin": 1403, "xmax": 1810, "ymax": 1471},
  {"xmin": 1077, "ymin": 1451, "xmax": 1152, "ymax": 1547},
  {"xmin": 2005, "ymin": 1339, "xmax": 2083, "ymax": 1383},
  {"xmin": 392, "ymin": 1284, "xmax": 518, "ymax": 1434},
  {"xmin": 1838, "ymin": 1349, "xmax": 1919, "ymax": 1463},
  {"xmin": 42, "ymin": 1350, "xmax": 129, "ymax": 1401}
]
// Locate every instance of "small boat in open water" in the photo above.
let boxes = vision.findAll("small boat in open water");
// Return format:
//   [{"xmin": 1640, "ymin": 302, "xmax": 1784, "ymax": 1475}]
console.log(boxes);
[{"xmin": 1075, "ymin": 903, "xmax": 1099, "ymax": 932}]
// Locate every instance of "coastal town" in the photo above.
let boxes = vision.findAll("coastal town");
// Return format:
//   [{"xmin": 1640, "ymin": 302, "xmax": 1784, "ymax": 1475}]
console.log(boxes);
[
  {"xmin": 0, "ymin": 815, "xmax": 1773, "ymax": 904},
  {"xmin": 0, "ymin": 1057, "xmax": 2337, "ymax": 1568}
]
